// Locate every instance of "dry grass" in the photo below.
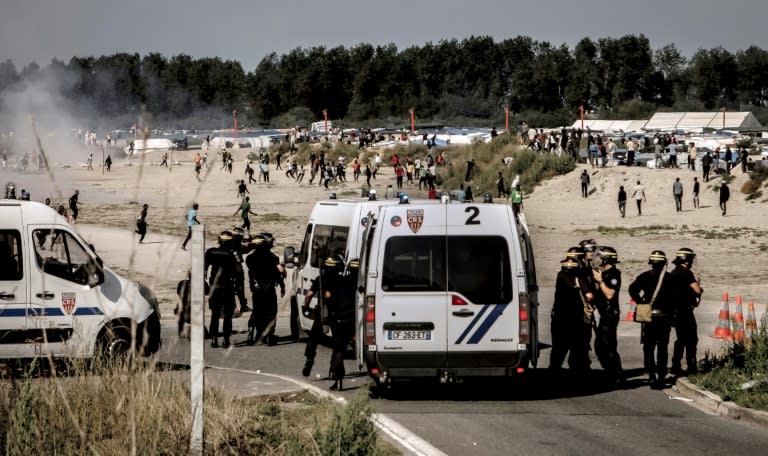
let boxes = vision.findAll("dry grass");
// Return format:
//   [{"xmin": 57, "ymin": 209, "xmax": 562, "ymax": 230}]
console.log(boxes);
[{"xmin": 0, "ymin": 360, "xmax": 397, "ymax": 456}]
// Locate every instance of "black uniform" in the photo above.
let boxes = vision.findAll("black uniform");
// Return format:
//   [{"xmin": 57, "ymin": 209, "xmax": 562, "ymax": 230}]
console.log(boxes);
[
  {"xmin": 326, "ymin": 265, "xmax": 358, "ymax": 389},
  {"xmin": 205, "ymin": 245, "xmax": 240, "ymax": 347},
  {"xmin": 628, "ymin": 268, "xmax": 675, "ymax": 386},
  {"xmin": 670, "ymin": 266, "xmax": 701, "ymax": 374},
  {"xmin": 246, "ymin": 246, "xmax": 285, "ymax": 345},
  {"xmin": 549, "ymin": 269, "xmax": 593, "ymax": 372},
  {"xmin": 302, "ymin": 264, "xmax": 342, "ymax": 376},
  {"xmin": 593, "ymin": 267, "xmax": 624, "ymax": 384}
]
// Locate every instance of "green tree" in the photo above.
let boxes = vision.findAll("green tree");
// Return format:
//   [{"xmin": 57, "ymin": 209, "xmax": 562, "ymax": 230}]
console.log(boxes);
[{"xmin": 690, "ymin": 47, "xmax": 739, "ymax": 109}]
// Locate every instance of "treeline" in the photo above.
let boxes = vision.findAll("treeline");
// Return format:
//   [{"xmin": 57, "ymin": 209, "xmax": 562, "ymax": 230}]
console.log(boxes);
[{"xmin": 1, "ymin": 34, "xmax": 768, "ymax": 128}]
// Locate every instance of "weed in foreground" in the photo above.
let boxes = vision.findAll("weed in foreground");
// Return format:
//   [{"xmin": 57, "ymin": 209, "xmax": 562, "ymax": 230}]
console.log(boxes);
[
  {"xmin": 0, "ymin": 359, "xmax": 395, "ymax": 456},
  {"xmin": 693, "ymin": 317, "xmax": 768, "ymax": 411}
]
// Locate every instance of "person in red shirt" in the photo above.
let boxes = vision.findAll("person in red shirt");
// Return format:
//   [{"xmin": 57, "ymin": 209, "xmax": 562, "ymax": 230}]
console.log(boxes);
[
  {"xmin": 390, "ymin": 154, "xmax": 399, "ymax": 171},
  {"xmin": 395, "ymin": 164, "xmax": 405, "ymax": 189},
  {"xmin": 428, "ymin": 185, "xmax": 437, "ymax": 199}
]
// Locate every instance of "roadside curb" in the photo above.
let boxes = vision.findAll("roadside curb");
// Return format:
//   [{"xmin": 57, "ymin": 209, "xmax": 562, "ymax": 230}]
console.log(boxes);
[
  {"xmin": 672, "ymin": 378, "xmax": 768, "ymax": 427},
  {"xmin": 208, "ymin": 366, "xmax": 446, "ymax": 456}
]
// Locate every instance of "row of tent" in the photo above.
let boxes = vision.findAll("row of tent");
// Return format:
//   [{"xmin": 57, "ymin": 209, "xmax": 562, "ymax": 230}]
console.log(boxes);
[{"xmin": 570, "ymin": 111, "xmax": 763, "ymax": 133}]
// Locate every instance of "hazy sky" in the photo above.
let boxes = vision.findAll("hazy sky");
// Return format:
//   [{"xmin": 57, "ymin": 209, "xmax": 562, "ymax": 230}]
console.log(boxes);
[{"xmin": 2, "ymin": 0, "xmax": 767, "ymax": 71}]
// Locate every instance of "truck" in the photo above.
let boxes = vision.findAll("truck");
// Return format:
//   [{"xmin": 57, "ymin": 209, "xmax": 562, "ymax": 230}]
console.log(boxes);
[
  {"xmin": 354, "ymin": 199, "xmax": 539, "ymax": 389},
  {"xmin": 0, "ymin": 199, "xmax": 161, "ymax": 360}
]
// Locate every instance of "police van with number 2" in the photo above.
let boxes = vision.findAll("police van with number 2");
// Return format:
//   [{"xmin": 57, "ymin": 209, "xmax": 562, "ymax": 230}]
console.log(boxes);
[{"xmin": 355, "ymin": 198, "xmax": 539, "ymax": 387}]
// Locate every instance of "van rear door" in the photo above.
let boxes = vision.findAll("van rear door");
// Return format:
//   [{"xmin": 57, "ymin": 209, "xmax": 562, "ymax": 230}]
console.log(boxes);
[
  {"xmin": 445, "ymin": 205, "xmax": 519, "ymax": 365},
  {"xmin": 0, "ymin": 204, "xmax": 28, "ymax": 357},
  {"xmin": 375, "ymin": 204, "xmax": 448, "ymax": 363}
]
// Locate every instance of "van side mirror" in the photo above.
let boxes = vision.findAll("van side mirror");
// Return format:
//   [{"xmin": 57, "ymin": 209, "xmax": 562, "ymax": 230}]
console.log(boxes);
[
  {"xmin": 357, "ymin": 285, "xmax": 365, "ymax": 294},
  {"xmin": 283, "ymin": 246, "xmax": 296, "ymax": 269}
]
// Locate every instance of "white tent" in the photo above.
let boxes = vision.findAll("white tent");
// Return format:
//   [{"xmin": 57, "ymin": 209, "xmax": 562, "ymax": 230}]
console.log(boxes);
[
  {"xmin": 569, "ymin": 119, "xmax": 648, "ymax": 131},
  {"xmin": 645, "ymin": 111, "xmax": 762, "ymax": 131}
]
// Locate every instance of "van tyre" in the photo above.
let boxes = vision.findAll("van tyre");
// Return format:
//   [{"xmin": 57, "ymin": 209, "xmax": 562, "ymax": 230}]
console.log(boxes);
[{"xmin": 97, "ymin": 323, "xmax": 133, "ymax": 365}]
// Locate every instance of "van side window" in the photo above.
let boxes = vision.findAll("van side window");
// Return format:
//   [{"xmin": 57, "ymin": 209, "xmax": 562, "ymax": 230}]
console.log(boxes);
[
  {"xmin": 33, "ymin": 229, "xmax": 100, "ymax": 286},
  {"xmin": 0, "ymin": 230, "xmax": 23, "ymax": 281},
  {"xmin": 298, "ymin": 224, "xmax": 312, "ymax": 267},
  {"xmin": 447, "ymin": 236, "xmax": 512, "ymax": 304},
  {"xmin": 310, "ymin": 225, "xmax": 349, "ymax": 267},
  {"xmin": 382, "ymin": 236, "xmax": 446, "ymax": 292}
]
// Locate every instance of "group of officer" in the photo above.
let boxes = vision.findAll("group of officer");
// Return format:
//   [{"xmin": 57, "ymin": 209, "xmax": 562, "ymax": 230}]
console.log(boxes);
[
  {"xmin": 201, "ymin": 228, "xmax": 285, "ymax": 349},
  {"xmin": 551, "ymin": 240, "xmax": 702, "ymax": 389}
]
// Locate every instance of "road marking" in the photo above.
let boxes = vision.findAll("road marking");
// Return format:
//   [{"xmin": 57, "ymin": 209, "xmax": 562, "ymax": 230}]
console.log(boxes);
[{"xmin": 208, "ymin": 366, "xmax": 446, "ymax": 456}]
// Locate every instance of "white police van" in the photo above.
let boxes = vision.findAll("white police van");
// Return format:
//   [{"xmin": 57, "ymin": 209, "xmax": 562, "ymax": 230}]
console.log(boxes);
[
  {"xmin": 284, "ymin": 194, "xmax": 401, "ymax": 337},
  {"xmin": 355, "ymin": 199, "xmax": 539, "ymax": 386},
  {"xmin": 0, "ymin": 200, "xmax": 161, "ymax": 359}
]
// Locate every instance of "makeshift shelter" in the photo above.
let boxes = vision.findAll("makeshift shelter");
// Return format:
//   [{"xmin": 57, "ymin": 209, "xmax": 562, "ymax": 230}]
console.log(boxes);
[{"xmin": 645, "ymin": 112, "xmax": 762, "ymax": 131}]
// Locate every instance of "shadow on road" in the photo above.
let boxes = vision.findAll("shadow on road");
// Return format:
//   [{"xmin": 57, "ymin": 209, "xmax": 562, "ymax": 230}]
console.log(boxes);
[{"xmin": 370, "ymin": 367, "xmax": 653, "ymax": 401}]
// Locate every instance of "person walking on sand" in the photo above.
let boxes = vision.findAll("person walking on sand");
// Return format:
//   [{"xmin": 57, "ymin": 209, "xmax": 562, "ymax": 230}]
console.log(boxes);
[
  {"xmin": 181, "ymin": 203, "xmax": 200, "ymax": 250},
  {"xmin": 631, "ymin": 180, "xmax": 646, "ymax": 216},
  {"xmin": 692, "ymin": 177, "xmax": 700, "ymax": 209},
  {"xmin": 135, "ymin": 204, "xmax": 149, "ymax": 243},
  {"xmin": 105, "ymin": 154, "xmax": 112, "ymax": 172},
  {"xmin": 719, "ymin": 181, "xmax": 730, "ymax": 216},
  {"xmin": 86, "ymin": 153, "xmax": 94, "ymax": 171},
  {"xmin": 580, "ymin": 169, "xmax": 590, "ymax": 198},
  {"xmin": 618, "ymin": 185, "xmax": 627, "ymax": 218},
  {"xmin": 160, "ymin": 152, "xmax": 169, "ymax": 167},
  {"xmin": 672, "ymin": 177, "xmax": 683, "ymax": 212},
  {"xmin": 69, "ymin": 190, "xmax": 80, "ymax": 222},
  {"xmin": 233, "ymin": 196, "xmax": 257, "ymax": 233},
  {"xmin": 237, "ymin": 179, "xmax": 249, "ymax": 199}
]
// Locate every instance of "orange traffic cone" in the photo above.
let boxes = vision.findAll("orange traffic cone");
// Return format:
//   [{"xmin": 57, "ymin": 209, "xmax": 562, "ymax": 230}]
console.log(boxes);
[
  {"xmin": 713, "ymin": 293, "xmax": 732, "ymax": 340},
  {"xmin": 746, "ymin": 301, "xmax": 758, "ymax": 335},
  {"xmin": 625, "ymin": 299, "xmax": 637, "ymax": 322},
  {"xmin": 732, "ymin": 296, "xmax": 745, "ymax": 343}
]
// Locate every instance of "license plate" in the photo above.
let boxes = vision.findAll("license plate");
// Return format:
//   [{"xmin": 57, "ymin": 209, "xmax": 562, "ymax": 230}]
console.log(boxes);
[{"xmin": 387, "ymin": 330, "xmax": 431, "ymax": 340}]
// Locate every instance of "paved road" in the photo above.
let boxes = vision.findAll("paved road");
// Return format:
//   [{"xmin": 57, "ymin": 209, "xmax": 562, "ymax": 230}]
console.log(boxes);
[{"xmin": 157, "ymin": 286, "xmax": 768, "ymax": 456}]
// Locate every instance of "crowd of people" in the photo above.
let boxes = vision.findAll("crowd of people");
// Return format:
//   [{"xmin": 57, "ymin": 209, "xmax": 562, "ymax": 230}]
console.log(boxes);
[{"xmin": 551, "ymin": 240, "xmax": 703, "ymax": 389}]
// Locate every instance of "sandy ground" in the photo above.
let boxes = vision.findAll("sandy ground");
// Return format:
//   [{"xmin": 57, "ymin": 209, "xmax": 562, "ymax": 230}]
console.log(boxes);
[{"xmin": 3, "ymin": 145, "xmax": 766, "ymax": 356}]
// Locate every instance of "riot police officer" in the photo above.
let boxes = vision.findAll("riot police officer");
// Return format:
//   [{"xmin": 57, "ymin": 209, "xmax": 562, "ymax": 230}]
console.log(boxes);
[
  {"xmin": 591, "ymin": 246, "xmax": 624, "ymax": 386},
  {"xmin": 230, "ymin": 226, "xmax": 251, "ymax": 313},
  {"xmin": 246, "ymin": 233, "xmax": 286, "ymax": 345},
  {"xmin": 205, "ymin": 230, "xmax": 240, "ymax": 348},
  {"xmin": 326, "ymin": 258, "xmax": 360, "ymax": 391},
  {"xmin": 670, "ymin": 248, "xmax": 703, "ymax": 376},
  {"xmin": 629, "ymin": 250, "xmax": 675, "ymax": 389},
  {"xmin": 301, "ymin": 255, "xmax": 344, "ymax": 377},
  {"xmin": 549, "ymin": 252, "xmax": 594, "ymax": 374}
]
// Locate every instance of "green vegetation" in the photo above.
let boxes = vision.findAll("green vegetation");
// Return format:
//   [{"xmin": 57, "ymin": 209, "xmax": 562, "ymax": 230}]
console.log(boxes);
[
  {"xmin": 0, "ymin": 360, "xmax": 396, "ymax": 455},
  {"xmin": 741, "ymin": 167, "xmax": 768, "ymax": 200},
  {"xmin": 3, "ymin": 37, "xmax": 768, "ymax": 129},
  {"xmin": 694, "ymin": 319, "xmax": 768, "ymax": 411}
]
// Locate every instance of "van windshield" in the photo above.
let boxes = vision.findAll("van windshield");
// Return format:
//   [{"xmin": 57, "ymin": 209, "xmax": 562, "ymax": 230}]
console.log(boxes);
[
  {"xmin": 382, "ymin": 235, "xmax": 512, "ymax": 303},
  {"xmin": 310, "ymin": 225, "xmax": 349, "ymax": 267}
]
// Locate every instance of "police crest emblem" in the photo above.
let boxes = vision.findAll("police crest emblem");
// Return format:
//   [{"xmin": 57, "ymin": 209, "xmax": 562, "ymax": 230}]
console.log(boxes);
[
  {"xmin": 62, "ymin": 292, "xmax": 76, "ymax": 315},
  {"xmin": 406, "ymin": 209, "xmax": 424, "ymax": 233}
]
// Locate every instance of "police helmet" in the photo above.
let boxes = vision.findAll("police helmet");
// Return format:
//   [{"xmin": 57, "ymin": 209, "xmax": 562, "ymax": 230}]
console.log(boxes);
[
  {"xmin": 579, "ymin": 239, "xmax": 598, "ymax": 253},
  {"xmin": 231, "ymin": 227, "xmax": 245, "ymax": 240},
  {"xmin": 673, "ymin": 248, "xmax": 696, "ymax": 265},
  {"xmin": 218, "ymin": 230, "xmax": 234, "ymax": 244},
  {"xmin": 324, "ymin": 254, "xmax": 344, "ymax": 268},
  {"xmin": 347, "ymin": 258, "xmax": 360, "ymax": 269},
  {"xmin": 566, "ymin": 246, "xmax": 585, "ymax": 259},
  {"xmin": 648, "ymin": 250, "xmax": 667, "ymax": 265},
  {"xmin": 599, "ymin": 246, "xmax": 620, "ymax": 264},
  {"xmin": 560, "ymin": 258, "xmax": 580, "ymax": 271},
  {"xmin": 257, "ymin": 232, "xmax": 275, "ymax": 248},
  {"xmin": 250, "ymin": 234, "xmax": 267, "ymax": 247}
]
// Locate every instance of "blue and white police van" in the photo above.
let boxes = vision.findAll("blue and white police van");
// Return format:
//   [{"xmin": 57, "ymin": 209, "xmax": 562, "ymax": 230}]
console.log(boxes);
[
  {"xmin": 355, "ymin": 199, "xmax": 539, "ymax": 387},
  {"xmin": 0, "ymin": 199, "xmax": 161, "ymax": 359}
]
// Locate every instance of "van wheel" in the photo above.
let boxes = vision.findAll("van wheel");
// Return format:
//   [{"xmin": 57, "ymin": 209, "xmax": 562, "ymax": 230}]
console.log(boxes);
[
  {"xmin": 368, "ymin": 380, "xmax": 388, "ymax": 399},
  {"xmin": 97, "ymin": 324, "xmax": 133, "ymax": 365}
]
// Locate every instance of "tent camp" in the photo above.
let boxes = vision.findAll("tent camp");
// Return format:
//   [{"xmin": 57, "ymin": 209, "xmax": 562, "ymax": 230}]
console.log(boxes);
[
  {"xmin": 645, "ymin": 112, "xmax": 762, "ymax": 131},
  {"xmin": 569, "ymin": 119, "xmax": 647, "ymax": 132}
]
